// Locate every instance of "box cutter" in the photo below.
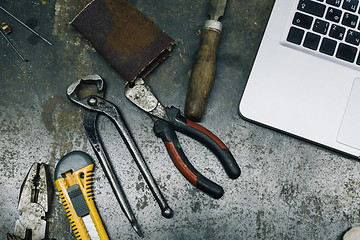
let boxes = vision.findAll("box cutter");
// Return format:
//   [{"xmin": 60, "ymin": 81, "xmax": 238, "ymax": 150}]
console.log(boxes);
[
  {"xmin": 125, "ymin": 78, "xmax": 241, "ymax": 199},
  {"xmin": 55, "ymin": 151, "xmax": 108, "ymax": 240}
]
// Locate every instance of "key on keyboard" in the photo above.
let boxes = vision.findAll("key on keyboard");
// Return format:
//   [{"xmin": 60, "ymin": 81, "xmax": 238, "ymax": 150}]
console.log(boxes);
[{"xmin": 285, "ymin": 0, "xmax": 360, "ymax": 66}]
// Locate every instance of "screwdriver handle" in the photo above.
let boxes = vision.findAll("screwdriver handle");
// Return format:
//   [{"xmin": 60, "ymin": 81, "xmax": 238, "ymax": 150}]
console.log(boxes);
[{"xmin": 185, "ymin": 20, "xmax": 222, "ymax": 122}]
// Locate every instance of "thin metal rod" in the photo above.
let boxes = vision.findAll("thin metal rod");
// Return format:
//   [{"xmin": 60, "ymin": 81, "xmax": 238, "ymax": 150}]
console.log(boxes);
[
  {"xmin": 0, "ymin": 30, "xmax": 28, "ymax": 62},
  {"xmin": 0, "ymin": 5, "xmax": 52, "ymax": 46}
]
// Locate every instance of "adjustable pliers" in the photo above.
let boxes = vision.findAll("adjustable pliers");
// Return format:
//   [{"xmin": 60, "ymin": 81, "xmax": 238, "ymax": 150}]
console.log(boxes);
[{"xmin": 125, "ymin": 78, "xmax": 241, "ymax": 199}]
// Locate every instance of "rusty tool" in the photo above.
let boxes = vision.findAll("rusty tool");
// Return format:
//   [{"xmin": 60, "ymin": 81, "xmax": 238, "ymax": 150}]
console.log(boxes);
[
  {"xmin": 125, "ymin": 78, "xmax": 240, "ymax": 199},
  {"xmin": 13, "ymin": 163, "xmax": 50, "ymax": 240},
  {"xmin": 0, "ymin": 22, "xmax": 28, "ymax": 62},
  {"xmin": 185, "ymin": 0, "xmax": 228, "ymax": 121},
  {"xmin": 67, "ymin": 74, "xmax": 173, "ymax": 236}
]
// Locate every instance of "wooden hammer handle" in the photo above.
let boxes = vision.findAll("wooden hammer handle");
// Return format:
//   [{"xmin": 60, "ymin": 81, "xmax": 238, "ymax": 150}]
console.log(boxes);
[{"xmin": 185, "ymin": 26, "xmax": 221, "ymax": 121}]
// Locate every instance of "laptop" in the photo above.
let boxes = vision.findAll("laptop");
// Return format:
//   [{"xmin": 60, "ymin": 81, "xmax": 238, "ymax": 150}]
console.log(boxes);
[{"xmin": 239, "ymin": 0, "xmax": 360, "ymax": 158}]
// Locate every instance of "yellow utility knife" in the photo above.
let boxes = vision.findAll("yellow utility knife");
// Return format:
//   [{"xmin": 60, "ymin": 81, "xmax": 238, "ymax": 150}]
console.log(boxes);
[{"xmin": 55, "ymin": 151, "xmax": 109, "ymax": 240}]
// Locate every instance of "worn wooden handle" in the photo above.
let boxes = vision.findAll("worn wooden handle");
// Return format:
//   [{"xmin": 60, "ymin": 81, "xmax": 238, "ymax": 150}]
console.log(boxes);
[{"xmin": 185, "ymin": 27, "xmax": 221, "ymax": 121}]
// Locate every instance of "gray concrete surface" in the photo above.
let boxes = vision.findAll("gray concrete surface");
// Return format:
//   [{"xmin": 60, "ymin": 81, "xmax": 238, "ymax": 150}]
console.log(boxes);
[{"xmin": 1, "ymin": 0, "xmax": 359, "ymax": 239}]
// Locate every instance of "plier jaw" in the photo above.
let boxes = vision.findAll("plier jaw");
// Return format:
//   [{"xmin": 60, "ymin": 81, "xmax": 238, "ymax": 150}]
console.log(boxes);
[
  {"xmin": 67, "ymin": 75, "xmax": 123, "ymax": 122},
  {"xmin": 14, "ymin": 163, "xmax": 49, "ymax": 240},
  {"xmin": 125, "ymin": 78, "xmax": 169, "ymax": 122},
  {"xmin": 66, "ymin": 75, "xmax": 173, "ymax": 234},
  {"xmin": 67, "ymin": 74, "xmax": 105, "ymax": 110}
]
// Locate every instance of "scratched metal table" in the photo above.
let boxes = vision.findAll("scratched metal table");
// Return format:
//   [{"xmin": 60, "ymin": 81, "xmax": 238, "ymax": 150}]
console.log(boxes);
[{"xmin": 1, "ymin": 0, "xmax": 360, "ymax": 239}]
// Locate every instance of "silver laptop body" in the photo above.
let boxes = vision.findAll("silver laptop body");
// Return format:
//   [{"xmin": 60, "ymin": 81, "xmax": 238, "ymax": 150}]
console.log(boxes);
[{"xmin": 239, "ymin": 0, "xmax": 360, "ymax": 158}]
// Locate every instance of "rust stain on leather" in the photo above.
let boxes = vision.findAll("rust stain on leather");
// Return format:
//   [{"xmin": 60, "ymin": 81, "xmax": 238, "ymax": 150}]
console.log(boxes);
[
  {"xmin": 71, "ymin": 0, "xmax": 175, "ymax": 83},
  {"xmin": 104, "ymin": 0, "xmax": 156, "ymax": 55}
]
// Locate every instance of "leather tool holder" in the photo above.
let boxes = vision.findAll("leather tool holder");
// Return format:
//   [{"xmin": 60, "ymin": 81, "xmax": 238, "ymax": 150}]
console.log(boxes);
[{"xmin": 71, "ymin": 0, "xmax": 176, "ymax": 83}]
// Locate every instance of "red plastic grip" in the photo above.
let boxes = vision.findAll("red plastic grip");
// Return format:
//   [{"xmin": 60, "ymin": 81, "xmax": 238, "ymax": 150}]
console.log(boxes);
[
  {"xmin": 186, "ymin": 120, "xmax": 228, "ymax": 150},
  {"xmin": 164, "ymin": 141, "xmax": 197, "ymax": 186}
]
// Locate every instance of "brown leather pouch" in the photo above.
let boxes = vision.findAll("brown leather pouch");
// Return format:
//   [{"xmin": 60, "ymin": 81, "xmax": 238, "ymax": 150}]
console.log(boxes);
[{"xmin": 71, "ymin": 0, "xmax": 175, "ymax": 83}]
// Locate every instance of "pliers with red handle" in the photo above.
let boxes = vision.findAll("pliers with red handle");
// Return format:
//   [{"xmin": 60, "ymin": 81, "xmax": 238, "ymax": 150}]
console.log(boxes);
[{"xmin": 125, "ymin": 78, "xmax": 241, "ymax": 199}]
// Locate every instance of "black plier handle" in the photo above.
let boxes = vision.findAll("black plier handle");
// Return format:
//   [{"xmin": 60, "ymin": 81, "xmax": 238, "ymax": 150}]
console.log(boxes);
[
  {"xmin": 153, "ymin": 107, "xmax": 241, "ymax": 199},
  {"xmin": 124, "ymin": 79, "xmax": 241, "ymax": 199}
]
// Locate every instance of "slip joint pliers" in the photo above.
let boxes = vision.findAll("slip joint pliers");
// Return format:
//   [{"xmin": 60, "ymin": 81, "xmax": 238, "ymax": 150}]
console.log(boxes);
[{"xmin": 13, "ymin": 163, "xmax": 50, "ymax": 240}]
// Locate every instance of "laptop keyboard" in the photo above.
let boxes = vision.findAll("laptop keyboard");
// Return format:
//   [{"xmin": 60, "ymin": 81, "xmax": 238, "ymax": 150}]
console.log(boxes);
[{"xmin": 286, "ymin": 0, "xmax": 360, "ymax": 65}]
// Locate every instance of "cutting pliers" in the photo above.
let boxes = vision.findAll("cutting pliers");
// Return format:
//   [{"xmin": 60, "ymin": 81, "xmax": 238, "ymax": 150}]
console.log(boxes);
[
  {"xmin": 125, "ymin": 78, "xmax": 241, "ymax": 199},
  {"xmin": 67, "ymin": 75, "xmax": 173, "ymax": 236},
  {"xmin": 13, "ymin": 163, "xmax": 49, "ymax": 240}
]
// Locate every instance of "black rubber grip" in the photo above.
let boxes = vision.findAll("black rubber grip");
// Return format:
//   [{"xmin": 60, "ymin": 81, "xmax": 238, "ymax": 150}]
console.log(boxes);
[
  {"xmin": 154, "ymin": 119, "xmax": 224, "ymax": 199},
  {"xmin": 166, "ymin": 107, "xmax": 241, "ymax": 179},
  {"xmin": 68, "ymin": 184, "xmax": 90, "ymax": 217}
]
